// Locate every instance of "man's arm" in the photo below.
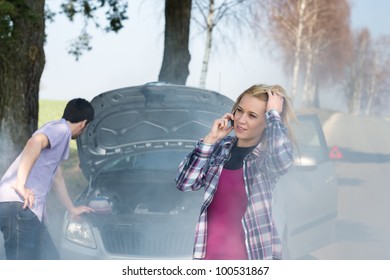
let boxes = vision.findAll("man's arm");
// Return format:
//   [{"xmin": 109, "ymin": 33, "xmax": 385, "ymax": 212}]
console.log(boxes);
[
  {"xmin": 13, "ymin": 133, "xmax": 50, "ymax": 209},
  {"xmin": 52, "ymin": 166, "xmax": 94, "ymax": 216}
]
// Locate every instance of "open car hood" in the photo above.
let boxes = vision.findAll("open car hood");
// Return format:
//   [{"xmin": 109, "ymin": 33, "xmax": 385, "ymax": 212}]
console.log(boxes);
[{"xmin": 77, "ymin": 82, "xmax": 234, "ymax": 179}]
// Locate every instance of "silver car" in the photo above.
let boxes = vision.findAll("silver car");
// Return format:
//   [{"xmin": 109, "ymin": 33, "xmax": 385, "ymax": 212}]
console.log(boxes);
[
  {"xmin": 273, "ymin": 114, "xmax": 338, "ymax": 259},
  {"xmin": 60, "ymin": 82, "xmax": 337, "ymax": 259}
]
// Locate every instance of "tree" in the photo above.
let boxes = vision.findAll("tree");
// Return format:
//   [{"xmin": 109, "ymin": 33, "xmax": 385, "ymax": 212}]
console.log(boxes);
[
  {"xmin": 344, "ymin": 29, "xmax": 371, "ymax": 115},
  {"xmin": 158, "ymin": 0, "xmax": 192, "ymax": 84},
  {"xmin": 259, "ymin": 0, "xmax": 351, "ymax": 106},
  {"xmin": 195, "ymin": 0, "xmax": 215, "ymax": 88},
  {"xmin": 60, "ymin": 0, "xmax": 128, "ymax": 60},
  {"xmin": 365, "ymin": 35, "xmax": 390, "ymax": 115},
  {"xmin": 0, "ymin": 0, "xmax": 128, "ymax": 173},
  {"xmin": 265, "ymin": 0, "xmax": 308, "ymax": 101},
  {"xmin": 300, "ymin": 0, "xmax": 351, "ymax": 107},
  {"xmin": 0, "ymin": 0, "xmax": 45, "ymax": 173},
  {"xmin": 344, "ymin": 30, "xmax": 390, "ymax": 115},
  {"xmin": 192, "ymin": 0, "xmax": 253, "ymax": 88}
]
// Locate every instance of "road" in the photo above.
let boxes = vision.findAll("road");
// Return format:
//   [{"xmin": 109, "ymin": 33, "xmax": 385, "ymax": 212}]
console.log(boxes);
[{"xmin": 310, "ymin": 113, "xmax": 390, "ymax": 259}]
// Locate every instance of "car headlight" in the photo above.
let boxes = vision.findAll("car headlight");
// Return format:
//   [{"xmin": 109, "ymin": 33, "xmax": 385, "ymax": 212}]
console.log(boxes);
[{"xmin": 65, "ymin": 219, "xmax": 97, "ymax": 249}]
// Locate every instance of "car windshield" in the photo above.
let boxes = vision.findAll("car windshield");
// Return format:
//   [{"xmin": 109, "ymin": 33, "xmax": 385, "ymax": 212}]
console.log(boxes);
[{"xmin": 293, "ymin": 118, "xmax": 326, "ymax": 163}]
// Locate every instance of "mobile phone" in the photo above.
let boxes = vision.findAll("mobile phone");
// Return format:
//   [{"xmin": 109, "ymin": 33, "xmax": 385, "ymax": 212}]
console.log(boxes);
[{"xmin": 230, "ymin": 110, "xmax": 236, "ymax": 126}]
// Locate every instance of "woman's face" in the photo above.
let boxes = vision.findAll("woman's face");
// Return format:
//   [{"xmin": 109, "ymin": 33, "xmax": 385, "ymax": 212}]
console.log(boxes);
[{"xmin": 234, "ymin": 94, "xmax": 267, "ymax": 147}]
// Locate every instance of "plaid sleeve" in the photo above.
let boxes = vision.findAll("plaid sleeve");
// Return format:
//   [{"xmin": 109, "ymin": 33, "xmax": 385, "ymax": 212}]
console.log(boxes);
[
  {"xmin": 175, "ymin": 140, "xmax": 214, "ymax": 191},
  {"xmin": 264, "ymin": 109, "xmax": 294, "ymax": 175}
]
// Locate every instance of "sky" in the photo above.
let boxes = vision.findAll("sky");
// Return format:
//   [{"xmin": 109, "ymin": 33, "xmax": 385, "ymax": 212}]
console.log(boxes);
[{"xmin": 40, "ymin": 0, "xmax": 390, "ymax": 105}]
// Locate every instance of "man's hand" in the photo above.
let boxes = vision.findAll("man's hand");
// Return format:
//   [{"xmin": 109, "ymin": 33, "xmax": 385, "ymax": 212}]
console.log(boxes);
[
  {"xmin": 69, "ymin": 205, "xmax": 95, "ymax": 217},
  {"xmin": 12, "ymin": 133, "xmax": 49, "ymax": 209},
  {"xmin": 12, "ymin": 182, "xmax": 35, "ymax": 209},
  {"xmin": 53, "ymin": 167, "xmax": 95, "ymax": 217}
]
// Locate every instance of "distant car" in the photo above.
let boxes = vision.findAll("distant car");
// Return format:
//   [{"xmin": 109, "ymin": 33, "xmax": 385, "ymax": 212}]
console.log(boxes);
[{"xmin": 60, "ymin": 82, "xmax": 337, "ymax": 259}]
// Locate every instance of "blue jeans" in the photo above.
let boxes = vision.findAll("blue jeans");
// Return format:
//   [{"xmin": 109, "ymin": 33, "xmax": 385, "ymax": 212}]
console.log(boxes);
[{"xmin": 0, "ymin": 201, "xmax": 59, "ymax": 260}]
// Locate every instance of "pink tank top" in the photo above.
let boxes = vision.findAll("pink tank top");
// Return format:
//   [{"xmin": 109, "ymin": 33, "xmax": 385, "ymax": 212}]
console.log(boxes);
[{"xmin": 205, "ymin": 168, "xmax": 248, "ymax": 260}]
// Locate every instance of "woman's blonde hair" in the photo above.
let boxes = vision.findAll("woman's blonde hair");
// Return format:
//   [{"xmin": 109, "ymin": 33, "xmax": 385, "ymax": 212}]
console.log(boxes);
[{"xmin": 232, "ymin": 84, "xmax": 298, "ymax": 147}]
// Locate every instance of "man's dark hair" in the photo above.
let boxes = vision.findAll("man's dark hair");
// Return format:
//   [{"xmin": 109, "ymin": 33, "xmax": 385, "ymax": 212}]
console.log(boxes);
[{"xmin": 62, "ymin": 98, "xmax": 94, "ymax": 124}]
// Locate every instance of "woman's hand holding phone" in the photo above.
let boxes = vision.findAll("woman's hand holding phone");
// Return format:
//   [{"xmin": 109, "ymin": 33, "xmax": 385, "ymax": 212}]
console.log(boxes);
[{"xmin": 203, "ymin": 113, "xmax": 235, "ymax": 144}]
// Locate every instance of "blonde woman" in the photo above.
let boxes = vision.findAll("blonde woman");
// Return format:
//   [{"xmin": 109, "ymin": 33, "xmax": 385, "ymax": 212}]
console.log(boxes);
[{"xmin": 176, "ymin": 84, "xmax": 297, "ymax": 260}]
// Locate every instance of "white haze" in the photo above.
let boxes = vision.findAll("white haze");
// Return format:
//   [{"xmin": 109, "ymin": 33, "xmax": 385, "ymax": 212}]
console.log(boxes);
[
  {"xmin": 1, "ymin": 0, "xmax": 390, "ymax": 261},
  {"xmin": 39, "ymin": 0, "xmax": 390, "ymax": 107}
]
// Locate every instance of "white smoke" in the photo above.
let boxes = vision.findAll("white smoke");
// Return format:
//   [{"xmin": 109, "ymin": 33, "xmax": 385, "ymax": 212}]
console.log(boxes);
[
  {"xmin": 0, "ymin": 123, "xmax": 18, "ymax": 177},
  {"xmin": 0, "ymin": 123, "xmax": 17, "ymax": 260}
]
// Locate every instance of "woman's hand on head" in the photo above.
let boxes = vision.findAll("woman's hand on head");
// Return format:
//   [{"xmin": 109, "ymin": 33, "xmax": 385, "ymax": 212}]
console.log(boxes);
[
  {"xmin": 203, "ymin": 113, "xmax": 234, "ymax": 144},
  {"xmin": 266, "ymin": 90, "xmax": 284, "ymax": 114}
]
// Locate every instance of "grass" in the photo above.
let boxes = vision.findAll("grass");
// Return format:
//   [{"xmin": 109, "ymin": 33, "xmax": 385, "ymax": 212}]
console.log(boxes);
[{"xmin": 38, "ymin": 100, "xmax": 67, "ymax": 127}]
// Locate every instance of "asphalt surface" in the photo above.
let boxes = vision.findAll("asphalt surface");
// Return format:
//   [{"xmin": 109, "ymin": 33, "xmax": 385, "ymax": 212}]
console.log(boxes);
[{"xmin": 310, "ymin": 113, "xmax": 390, "ymax": 259}]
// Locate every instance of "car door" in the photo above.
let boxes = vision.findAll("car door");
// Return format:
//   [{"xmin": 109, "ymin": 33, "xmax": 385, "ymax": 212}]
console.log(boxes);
[{"xmin": 273, "ymin": 114, "xmax": 338, "ymax": 259}]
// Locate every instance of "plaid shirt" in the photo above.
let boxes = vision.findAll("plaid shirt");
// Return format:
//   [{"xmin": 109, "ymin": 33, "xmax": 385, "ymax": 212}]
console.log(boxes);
[{"xmin": 175, "ymin": 110, "xmax": 294, "ymax": 260}]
